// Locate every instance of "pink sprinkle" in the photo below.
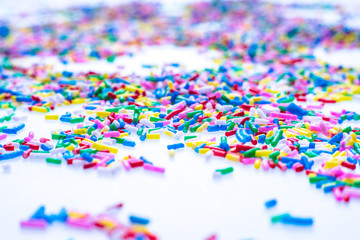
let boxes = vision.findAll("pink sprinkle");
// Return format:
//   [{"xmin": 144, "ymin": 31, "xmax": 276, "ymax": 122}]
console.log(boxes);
[
  {"xmin": 309, "ymin": 125, "xmax": 320, "ymax": 132},
  {"xmin": 258, "ymin": 125, "xmax": 276, "ymax": 132},
  {"xmin": 0, "ymin": 133, "xmax": 7, "ymax": 140},
  {"xmin": 178, "ymin": 109, "xmax": 192, "ymax": 119},
  {"xmin": 28, "ymin": 131, "xmax": 34, "ymax": 139},
  {"xmin": 66, "ymin": 219, "xmax": 93, "ymax": 229},
  {"xmin": 242, "ymin": 158, "xmax": 256, "ymax": 165},
  {"xmin": 143, "ymin": 163, "xmax": 165, "ymax": 174},
  {"xmin": 270, "ymin": 112, "xmax": 297, "ymax": 120},
  {"xmin": 121, "ymin": 160, "xmax": 131, "ymax": 171},
  {"xmin": 161, "ymin": 98, "xmax": 171, "ymax": 105},
  {"xmin": 332, "ymin": 187, "xmax": 343, "ymax": 202},
  {"xmin": 20, "ymin": 219, "xmax": 48, "ymax": 229},
  {"xmin": 329, "ymin": 119, "xmax": 338, "ymax": 124},
  {"xmin": 287, "ymin": 150, "xmax": 299, "ymax": 158},
  {"xmin": 343, "ymin": 187, "xmax": 360, "ymax": 199},
  {"xmin": 262, "ymin": 160, "xmax": 270, "ymax": 171},
  {"xmin": 259, "ymin": 91, "xmax": 272, "ymax": 98},
  {"xmin": 307, "ymin": 105, "xmax": 323, "ymax": 110},
  {"xmin": 103, "ymin": 131, "xmax": 120, "ymax": 138},
  {"xmin": 330, "ymin": 111, "xmax": 342, "ymax": 118},
  {"xmin": 94, "ymin": 119, "xmax": 105, "ymax": 129}
]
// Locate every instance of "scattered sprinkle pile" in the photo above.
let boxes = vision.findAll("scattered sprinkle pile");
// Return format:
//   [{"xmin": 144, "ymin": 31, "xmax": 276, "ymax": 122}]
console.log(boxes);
[{"xmin": 0, "ymin": 0, "xmax": 360, "ymax": 237}]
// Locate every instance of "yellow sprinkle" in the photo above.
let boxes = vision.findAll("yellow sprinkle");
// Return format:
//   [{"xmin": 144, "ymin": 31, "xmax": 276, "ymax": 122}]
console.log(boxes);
[
  {"xmin": 45, "ymin": 114, "xmax": 59, "ymax": 120},
  {"xmin": 347, "ymin": 139, "xmax": 355, "ymax": 146},
  {"xmin": 125, "ymin": 85, "xmax": 143, "ymax": 93},
  {"xmin": 133, "ymin": 225, "xmax": 150, "ymax": 234},
  {"xmin": 204, "ymin": 112, "xmax": 212, "ymax": 117},
  {"xmin": 146, "ymin": 133, "xmax": 160, "ymax": 140},
  {"xmin": 92, "ymin": 142, "xmax": 118, "ymax": 154},
  {"xmin": 254, "ymin": 159, "xmax": 261, "ymax": 169},
  {"xmin": 165, "ymin": 130, "xmax": 174, "ymax": 137},
  {"xmin": 308, "ymin": 173, "xmax": 317, "ymax": 178},
  {"xmin": 83, "ymin": 138, "xmax": 95, "ymax": 144},
  {"xmin": 168, "ymin": 81, "xmax": 174, "ymax": 89},
  {"xmin": 259, "ymin": 76, "xmax": 272, "ymax": 85},
  {"xmin": 100, "ymin": 126, "xmax": 110, "ymax": 133},
  {"xmin": 74, "ymin": 128, "xmax": 87, "ymax": 134},
  {"xmin": 324, "ymin": 160, "xmax": 339, "ymax": 169},
  {"xmin": 342, "ymin": 178, "xmax": 355, "ymax": 185},
  {"xmin": 339, "ymin": 151, "xmax": 347, "ymax": 157},
  {"xmin": 99, "ymin": 219, "xmax": 117, "ymax": 229},
  {"xmin": 66, "ymin": 144, "xmax": 75, "ymax": 151},
  {"xmin": 72, "ymin": 98, "xmax": 86, "ymax": 104},
  {"xmin": 333, "ymin": 151, "xmax": 341, "ymax": 157},
  {"xmin": 251, "ymin": 97, "xmax": 262, "ymax": 102},
  {"xmin": 255, "ymin": 150, "xmax": 272, "ymax": 158},
  {"xmin": 279, "ymin": 152, "xmax": 287, "ymax": 158},
  {"xmin": 351, "ymin": 132, "xmax": 357, "ymax": 141},
  {"xmin": 96, "ymin": 111, "xmax": 111, "ymax": 117},
  {"xmin": 226, "ymin": 153, "xmax": 241, "ymax": 162},
  {"xmin": 32, "ymin": 106, "xmax": 49, "ymax": 113},
  {"xmin": 194, "ymin": 104, "xmax": 203, "ymax": 110},
  {"xmin": 169, "ymin": 149, "xmax": 175, "ymax": 158},
  {"xmin": 199, "ymin": 148, "xmax": 210, "ymax": 154},
  {"xmin": 68, "ymin": 211, "xmax": 87, "ymax": 219},
  {"xmin": 266, "ymin": 130, "xmax": 273, "ymax": 138},
  {"xmin": 120, "ymin": 133, "xmax": 129, "ymax": 138},
  {"xmin": 197, "ymin": 122, "xmax": 209, "ymax": 132},
  {"xmin": 86, "ymin": 110, "xmax": 95, "ymax": 115}
]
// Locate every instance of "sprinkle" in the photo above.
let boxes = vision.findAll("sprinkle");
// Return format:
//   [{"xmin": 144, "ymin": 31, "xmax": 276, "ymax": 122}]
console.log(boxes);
[
  {"xmin": 45, "ymin": 115, "xmax": 59, "ymax": 120},
  {"xmin": 129, "ymin": 215, "xmax": 150, "ymax": 225},
  {"xmin": 265, "ymin": 199, "xmax": 277, "ymax": 208},
  {"xmin": 215, "ymin": 167, "xmax": 234, "ymax": 175}
]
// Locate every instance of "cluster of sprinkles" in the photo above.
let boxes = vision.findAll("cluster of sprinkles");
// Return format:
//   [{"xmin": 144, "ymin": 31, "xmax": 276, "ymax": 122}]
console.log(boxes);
[
  {"xmin": 21, "ymin": 204, "xmax": 157, "ymax": 239},
  {"xmin": 0, "ymin": 0, "xmax": 360, "ymax": 237}
]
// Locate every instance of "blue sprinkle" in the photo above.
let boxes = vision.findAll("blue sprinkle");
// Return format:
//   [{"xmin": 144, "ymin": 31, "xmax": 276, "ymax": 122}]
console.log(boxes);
[
  {"xmin": 129, "ymin": 215, "xmax": 150, "ymax": 225},
  {"xmin": 265, "ymin": 199, "xmax": 277, "ymax": 208}
]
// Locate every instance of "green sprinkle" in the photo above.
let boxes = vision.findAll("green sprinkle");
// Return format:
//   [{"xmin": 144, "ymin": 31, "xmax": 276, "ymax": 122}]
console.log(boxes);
[
  {"xmin": 46, "ymin": 158, "xmax": 62, "ymax": 164},
  {"xmin": 244, "ymin": 148, "xmax": 260, "ymax": 158},
  {"xmin": 216, "ymin": 167, "xmax": 234, "ymax": 175},
  {"xmin": 184, "ymin": 135, "xmax": 197, "ymax": 141}
]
